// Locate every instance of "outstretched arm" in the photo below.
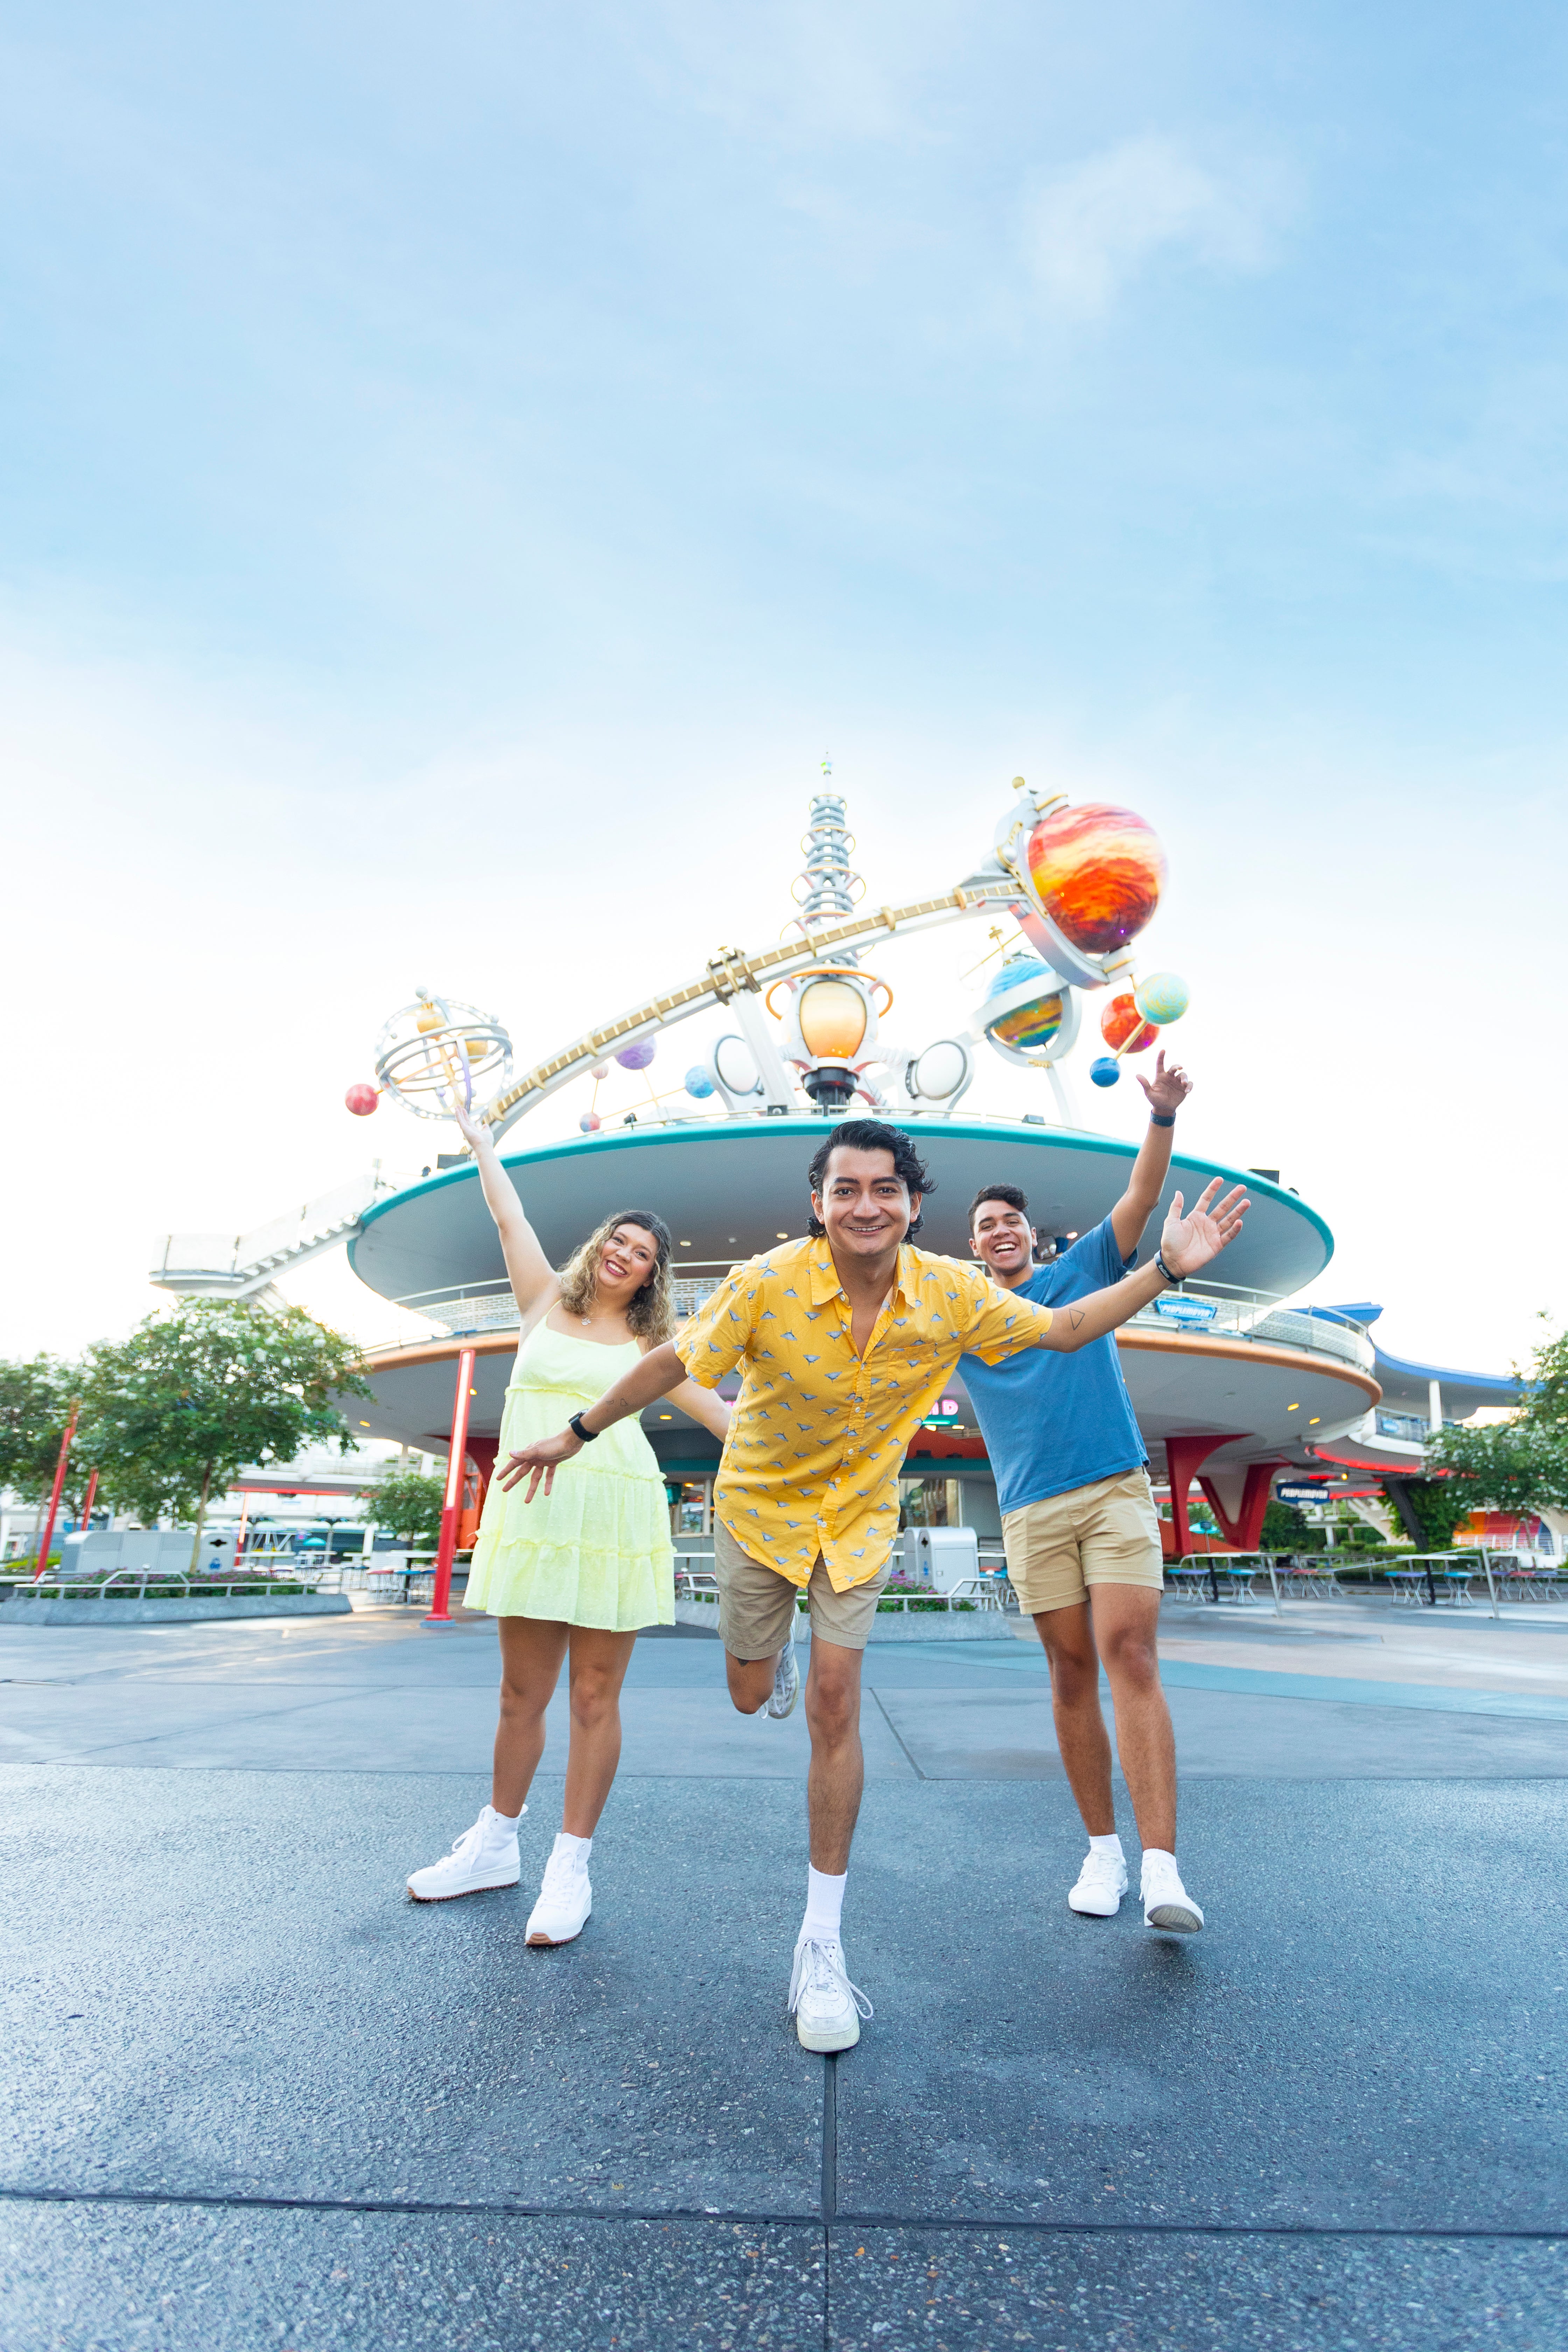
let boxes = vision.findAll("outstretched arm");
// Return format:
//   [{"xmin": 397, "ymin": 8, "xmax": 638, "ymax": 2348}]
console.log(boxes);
[
  {"xmin": 1035, "ymin": 1179, "xmax": 1248, "ymax": 1353},
  {"xmin": 1110, "ymin": 1050, "xmax": 1192, "ymax": 1259},
  {"xmin": 451, "ymin": 1098, "xmax": 557, "ymax": 1318},
  {"xmin": 496, "ymin": 1341, "xmax": 690, "ymax": 1498}
]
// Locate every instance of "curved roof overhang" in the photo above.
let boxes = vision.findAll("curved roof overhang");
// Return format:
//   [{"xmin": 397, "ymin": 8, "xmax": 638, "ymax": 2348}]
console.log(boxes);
[{"xmin": 348, "ymin": 1117, "xmax": 1334, "ymax": 1308}]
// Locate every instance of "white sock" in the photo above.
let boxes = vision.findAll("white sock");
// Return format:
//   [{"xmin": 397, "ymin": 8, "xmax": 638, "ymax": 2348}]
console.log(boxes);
[
  {"xmin": 1141, "ymin": 1846, "xmax": 1177, "ymax": 1876},
  {"xmin": 1088, "ymin": 1833, "xmax": 1124, "ymax": 1860},
  {"xmin": 799, "ymin": 1864, "xmax": 847, "ymax": 1946},
  {"xmin": 553, "ymin": 1830, "xmax": 592, "ymax": 1865}
]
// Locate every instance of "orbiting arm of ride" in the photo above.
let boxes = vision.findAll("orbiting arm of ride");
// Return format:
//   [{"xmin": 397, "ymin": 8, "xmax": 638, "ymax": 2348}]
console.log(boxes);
[
  {"xmin": 449, "ymin": 1097, "xmax": 557, "ymax": 1316},
  {"xmin": 1031, "ymin": 1180, "xmax": 1248, "ymax": 1354},
  {"xmin": 496, "ymin": 1342, "xmax": 689, "ymax": 1500},
  {"xmin": 1110, "ymin": 1050, "xmax": 1192, "ymax": 1258}
]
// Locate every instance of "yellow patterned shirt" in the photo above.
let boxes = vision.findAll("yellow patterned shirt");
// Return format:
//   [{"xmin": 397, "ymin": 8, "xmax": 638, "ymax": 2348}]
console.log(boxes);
[{"xmin": 676, "ymin": 1236, "xmax": 1055, "ymax": 1588}]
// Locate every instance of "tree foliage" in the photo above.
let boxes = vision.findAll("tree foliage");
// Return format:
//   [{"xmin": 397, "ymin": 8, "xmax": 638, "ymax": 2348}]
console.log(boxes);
[
  {"xmin": 366, "ymin": 1468, "xmax": 447, "ymax": 1547},
  {"xmin": 0, "ymin": 1356, "xmax": 81, "ymax": 1504},
  {"xmin": 1421, "ymin": 1315, "xmax": 1568, "ymax": 1525},
  {"xmin": 79, "ymin": 1301, "xmax": 373, "ymax": 1533},
  {"xmin": 1380, "ymin": 1476, "xmax": 1474, "ymax": 1550}
]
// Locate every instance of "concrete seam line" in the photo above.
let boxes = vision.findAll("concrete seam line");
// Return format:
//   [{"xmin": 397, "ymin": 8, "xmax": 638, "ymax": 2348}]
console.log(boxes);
[
  {"xmin": 869, "ymin": 1687, "xmax": 927, "ymax": 1781},
  {"xmin": 0, "ymin": 2188, "xmax": 1563, "ymax": 2240}
]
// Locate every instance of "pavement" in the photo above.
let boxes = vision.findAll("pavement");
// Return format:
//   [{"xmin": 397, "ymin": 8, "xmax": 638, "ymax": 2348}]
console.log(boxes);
[{"xmin": 1, "ymin": 1596, "xmax": 1564, "ymax": 2349}]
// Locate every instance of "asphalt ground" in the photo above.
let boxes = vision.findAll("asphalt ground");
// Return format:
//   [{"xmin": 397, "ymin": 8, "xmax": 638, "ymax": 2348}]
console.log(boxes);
[{"xmin": 1, "ymin": 1600, "xmax": 1564, "ymax": 2350}]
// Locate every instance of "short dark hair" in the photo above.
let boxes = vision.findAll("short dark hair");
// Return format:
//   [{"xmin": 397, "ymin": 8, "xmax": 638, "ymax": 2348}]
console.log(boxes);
[
  {"xmin": 807, "ymin": 1119, "xmax": 932, "ymax": 1238},
  {"xmin": 969, "ymin": 1182, "xmax": 1031, "ymax": 1229}
]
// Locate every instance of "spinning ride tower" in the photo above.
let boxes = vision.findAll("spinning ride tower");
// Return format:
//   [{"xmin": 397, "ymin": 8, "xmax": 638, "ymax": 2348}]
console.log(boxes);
[{"xmin": 323, "ymin": 776, "xmax": 1384, "ymax": 1560}]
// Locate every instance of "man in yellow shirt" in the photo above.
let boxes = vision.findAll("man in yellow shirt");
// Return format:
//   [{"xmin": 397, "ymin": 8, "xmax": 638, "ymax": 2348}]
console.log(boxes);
[{"xmin": 500, "ymin": 1118, "xmax": 1247, "ymax": 2050}]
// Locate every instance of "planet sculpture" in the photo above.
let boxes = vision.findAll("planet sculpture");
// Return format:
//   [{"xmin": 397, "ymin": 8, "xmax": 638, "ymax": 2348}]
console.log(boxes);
[
  {"xmin": 344, "ymin": 1082, "xmax": 379, "ymax": 1116},
  {"xmin": 1024, "ymin": 803, "xmax": 1167, "ymax": 954},
  {"xmin": 1089, "ymin": 1057, "xmax": 1121, "ymax": 1088},
  {"xmin": 984, "ymin": 956, "xmax": 1066, "ymax": 1052},
  {"xmin": 1134, "ymin": 971, "xmax": 1190, "ymax": 1026},
  {"xmin": 579, "ymin": 1112, "xmax": 602, "ymax": 1132},
  {"xmin": 616, "ymin": 1040, "xmax": 657, "ymax": 1072},
  {"xmin": 684, "ymin": 1066, "xmax": 715, "ymax": 1100},
  {"xmin": 1100, "ymin": 992, "xmax": 1155, "ymax": 1055}
]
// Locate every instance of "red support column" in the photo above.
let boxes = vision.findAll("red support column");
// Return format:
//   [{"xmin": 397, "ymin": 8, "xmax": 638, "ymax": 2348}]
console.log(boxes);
[
  {"xmin": 425, "ymin": 1348, "xmax": 477, "ymax": 1626},
  {"xmin": 31, "ymin": 1404, "xmax": 80, "ymax": 1582},
  {"xmin": 78, "ymin": 1466, "xmax": 99, "ymax": 1531},
  {"xmin": 1161, "ymin": 1433, "xmax": 1246, "ymax": 1558},
  {"xmin": 1197, "ymin": 1460, "xmax": 1291, "ymax": 1553}
]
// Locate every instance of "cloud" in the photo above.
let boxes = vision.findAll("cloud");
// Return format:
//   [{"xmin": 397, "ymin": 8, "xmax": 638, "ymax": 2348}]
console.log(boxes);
[{"xmin": 1026, "ymin": 135, "xmax": 1278, "ymax": 317}]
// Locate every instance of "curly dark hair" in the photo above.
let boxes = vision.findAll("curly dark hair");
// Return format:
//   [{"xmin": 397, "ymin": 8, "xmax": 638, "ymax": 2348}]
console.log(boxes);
[{"xmin": 806, "ymin": 1119, "xmax": 933, "ymax": 1239}]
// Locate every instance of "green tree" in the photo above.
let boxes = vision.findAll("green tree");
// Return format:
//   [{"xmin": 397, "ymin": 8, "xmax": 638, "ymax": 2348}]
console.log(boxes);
[
  {"xmin": 1422, "ymin": 1421, "xmax": 1568, "ymax": 1524},
  {"xmin": 365, "ymin": 1467, "xmax": 447, "ymax": 1547},
  {"xmin": 81, "ymin": 1302, "xmax": 373, "ymax": 1572},
  {"xmin": 1261, "ymin": 1499, "xmax": 1308, "ymax": 1551},
  {"xmin": 0, "ymin": 1356, "xmax": 80, "ymax": 1505},
  {"xmin": 1380, "ymin": 1476, "xmax": 1474, "ymax": 1551}
]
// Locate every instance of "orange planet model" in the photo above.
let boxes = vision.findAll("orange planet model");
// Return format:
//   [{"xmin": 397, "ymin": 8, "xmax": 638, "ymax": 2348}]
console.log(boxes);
[
  {"xmin": 1024, "ymin": 803, "xmax": 1166, "ymax": 953},
  {"xmin": 1100, "ymin": 992, "xmax": 1156, "ymax": 1054}
]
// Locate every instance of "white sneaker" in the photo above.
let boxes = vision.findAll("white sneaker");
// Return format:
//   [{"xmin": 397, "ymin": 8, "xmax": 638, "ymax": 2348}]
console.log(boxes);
[
  {"xmin": 767, "ymin": 1618, "xmax": 800, "ymax": 1720},
  {"xmin": 1142, "ymin": 1854, "xmax": 1204, "ymax": 1934},
  {"xmin": 788, "ymin": 1936, "xmax": 873, "ymax": 2052},
  {"xmin": 526, "ymin": 1839, "xmax": 593, "ymax": 1946},
  {"xmin": 407, "ymin": 1804, "xmax": 523, "ymax": 1903},
  {"xmin": 1069, "ymin": 1849, "xmax": 1128, "ymax": 1917}
]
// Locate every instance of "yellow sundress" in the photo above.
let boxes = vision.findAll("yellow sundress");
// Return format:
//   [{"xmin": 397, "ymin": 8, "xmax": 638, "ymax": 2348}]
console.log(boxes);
[{"xmin": 463, "ymin": 1320, "xmax": 674, "ymax": 1629}]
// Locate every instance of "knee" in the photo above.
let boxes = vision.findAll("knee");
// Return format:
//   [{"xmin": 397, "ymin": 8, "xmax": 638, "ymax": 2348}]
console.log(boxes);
[
  {"xmin": 1099, "ymin": 1628, "xmax": 1161, "ymax": 1690},
  {"xmin": 498, "ymin": 1675, "xmax": 538, "ymax": 1723},
  {"xmin": 727, "ymin": 1658, "xmax": 771, "ymax": 1714},
  {"xmin": 1042, "ymin": 1642, "xmax": 1099, "ymax": 1703},
  {"xmin": 805, "ymin": 1678, "xmax": 857, "ymax": 1742},
  {"xmin": 568, "ymin": 1674, "xmax": 617, "ymax": 1731}
]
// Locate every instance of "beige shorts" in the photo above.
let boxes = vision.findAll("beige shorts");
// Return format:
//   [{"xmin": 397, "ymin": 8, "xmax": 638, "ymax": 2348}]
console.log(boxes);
[
  {"xmin": 713, "ymin": 1520, "xmax": 891, "ymax": 1657},
  {"xmin": 1002, "ymin": 1467, "xmax": 1164, "ymax": 1614}
]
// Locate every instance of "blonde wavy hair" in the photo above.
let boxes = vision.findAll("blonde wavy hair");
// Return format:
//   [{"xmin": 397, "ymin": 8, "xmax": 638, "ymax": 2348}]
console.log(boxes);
[{"xmin": 557, "ymin": 1208, "xmax": 676, "ymax": 1343}]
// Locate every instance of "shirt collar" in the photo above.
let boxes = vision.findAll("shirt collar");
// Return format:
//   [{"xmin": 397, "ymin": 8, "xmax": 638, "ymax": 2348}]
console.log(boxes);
[{"xmin": 808, "ymin": 1241, "xmax": 916, "ymax": 1310}]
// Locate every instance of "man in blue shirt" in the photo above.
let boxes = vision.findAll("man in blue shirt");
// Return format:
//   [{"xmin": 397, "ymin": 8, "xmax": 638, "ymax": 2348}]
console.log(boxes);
[{"xmin": 959, "ymin": 1052, "xmax": 1220, "ymax": 1935}]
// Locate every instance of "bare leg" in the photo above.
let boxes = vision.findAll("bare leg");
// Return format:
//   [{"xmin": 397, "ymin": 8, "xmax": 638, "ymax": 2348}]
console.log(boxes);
[
  {"xmin": 561, "ymin": 1626, "xmax": 638, "ymax": 1837},
  {"xmin": 803, "ymin": 1638, "xmax": 865, "ymax": 1872},
  {"xmin": 1088, "ymin": 1584, "xmax": 1176, "ymax": 1853},
  {"xmin": 727, "ymin": 1647, "xmax": 778, "ymax": 1714},
  {"xmin": 492, "ymin": 1616, "xmax": 570, "ymax": 1816},
  {"xmin": 1032, "ymin": 1601, "xmax": 1117, "ymax": 1836}
]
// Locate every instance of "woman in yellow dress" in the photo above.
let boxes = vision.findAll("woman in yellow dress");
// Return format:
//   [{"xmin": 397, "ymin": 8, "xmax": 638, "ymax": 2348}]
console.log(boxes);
[{"xmin": 407, "ymin": 1096, "xmax": 729, "ymax": 1944}]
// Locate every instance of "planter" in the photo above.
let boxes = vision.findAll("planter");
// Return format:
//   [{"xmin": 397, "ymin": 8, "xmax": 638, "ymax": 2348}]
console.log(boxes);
[{"xmin": 4, "ymin": 1592, "xmax": 354, "ymax": 1628}]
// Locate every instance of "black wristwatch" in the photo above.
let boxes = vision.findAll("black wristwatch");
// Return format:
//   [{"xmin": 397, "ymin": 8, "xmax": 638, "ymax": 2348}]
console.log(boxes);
[
  {"xmin": 1154, "ymin": 1250, "xmax": 1183, "ymax": 1289},
  {"xmin": 1150, "ymin": 1112, "xmax": 1176, "ymax": 1128},
  {"xmin": 568, "ymin": 1412, "xmax": 600, "ymax": 1444}
]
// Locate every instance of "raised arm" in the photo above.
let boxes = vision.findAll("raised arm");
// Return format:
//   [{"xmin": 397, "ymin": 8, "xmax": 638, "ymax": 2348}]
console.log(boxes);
[
  {"xmin": 496, "ymin": 1341, "xmax": 690, "ymax": 1498},
  {"xmin": 1036, "ymin": 1179, "xmax": 1249, "ymax": 1354},
  {"xmin": 1110, "ymin": 1050, "xmax": 1192, "ymax": 1259},
  {"xmin": 450, "ymin": 1097, "xmax": 557, "ymax": 1318}
]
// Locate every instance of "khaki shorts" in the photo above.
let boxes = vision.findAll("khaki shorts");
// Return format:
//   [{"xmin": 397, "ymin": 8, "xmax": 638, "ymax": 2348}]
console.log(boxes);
[
  {"xmin": 713, "ymin": 1520, "xmax": 891, "ymax": 1656},
  {"xmin": 1002, "ymin": 1467, "xmax": 1164, "ymax": 1614}
]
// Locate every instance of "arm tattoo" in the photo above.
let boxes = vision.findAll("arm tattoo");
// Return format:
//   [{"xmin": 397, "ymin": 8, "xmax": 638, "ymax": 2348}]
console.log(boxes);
[{"xmin": 1069, "ymin": 1309, "xmax": 1085, "ymax": 1330}]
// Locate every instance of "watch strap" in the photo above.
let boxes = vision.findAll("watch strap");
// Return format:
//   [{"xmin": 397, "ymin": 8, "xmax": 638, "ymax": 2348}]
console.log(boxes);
[{"xmin": 567, "ymin": 1411, "xmax": 600, "ymax": 1444}]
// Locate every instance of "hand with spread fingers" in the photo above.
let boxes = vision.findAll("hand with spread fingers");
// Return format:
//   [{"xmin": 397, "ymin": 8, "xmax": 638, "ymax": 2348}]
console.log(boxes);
[
  {"xmin": 496, "ymin": 1428, "xmax": 582, "ymax": 1502},
  {"xmin": 1136, "ymin": 1049, "xmax": 1192, "ymax": 1119},
  {"xmin": 1159, "ymin": 1179, "xmax": 1249, "ymax": 1278}
]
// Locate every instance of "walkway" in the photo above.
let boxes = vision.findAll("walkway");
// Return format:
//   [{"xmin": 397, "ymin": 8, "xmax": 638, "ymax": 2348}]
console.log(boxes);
[{"xmin": 0, "ymin": 1602, "xmax": 1563, "ymax": 2348}]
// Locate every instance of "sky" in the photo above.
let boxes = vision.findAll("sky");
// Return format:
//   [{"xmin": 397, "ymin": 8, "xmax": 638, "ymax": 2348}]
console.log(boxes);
[{"xmin": 2, "ymin": 0, "xmax": 1564, "ymax": 1382}]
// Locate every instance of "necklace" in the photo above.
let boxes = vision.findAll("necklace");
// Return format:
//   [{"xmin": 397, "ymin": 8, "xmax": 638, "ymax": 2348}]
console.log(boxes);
[{"xmin": 580, "ymin": 1314, "xmax": 592, "ymax": 1327}]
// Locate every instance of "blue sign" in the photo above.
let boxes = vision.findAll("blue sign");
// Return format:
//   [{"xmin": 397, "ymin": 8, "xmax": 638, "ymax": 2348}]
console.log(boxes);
[
  {"xmin": 1152, "ymin": 1294, "xmax": 1218, "ymax": 1326},
  {"xmin": 1276, "ymin": 1483, "xmax": 1330, "ymax": 1506}
]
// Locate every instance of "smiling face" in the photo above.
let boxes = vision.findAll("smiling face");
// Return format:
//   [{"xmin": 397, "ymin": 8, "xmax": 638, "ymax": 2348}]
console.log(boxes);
[
  {"xmin": 811, "ymin": 1145, "xmax": 919, "ymax": 1265},
  {"xmin": 971, "ymin": 1197, "xmax": 1038, "ymax": 1287},
  {"xmin": 594, "ymin": 1221, "xmax": 660, "ymax": 1303}
]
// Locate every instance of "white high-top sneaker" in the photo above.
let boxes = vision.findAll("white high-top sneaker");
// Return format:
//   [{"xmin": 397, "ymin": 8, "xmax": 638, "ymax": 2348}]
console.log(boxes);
[
  {"xmin": 1141, "ymin": 1851, "xmax": 1204, "ymax": 1934},
  {"xmin": 788, "ymin": 1936, "xmax": 873, "ymax": 2052},
  {"xmin": 1069, "ymin": 1848, "xmax": 1128, "ymax": 1917},
  {"xmin": 407, "ymin": 1804, "xmax": 523, "ymax": 1902},
  {"xmin": 767, "ymin": 1617, "xmax": 800, "ymax": 1719},
  {"xmin": 526, "ymin": 1836, "xmax": 593, "ymax": 1946}
]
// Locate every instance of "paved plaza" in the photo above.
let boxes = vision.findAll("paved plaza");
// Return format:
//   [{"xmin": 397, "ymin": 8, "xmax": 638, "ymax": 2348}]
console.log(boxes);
[{"xmin": 1, "ymin": 1597, "xmax": 1564, "ymax": 2349}]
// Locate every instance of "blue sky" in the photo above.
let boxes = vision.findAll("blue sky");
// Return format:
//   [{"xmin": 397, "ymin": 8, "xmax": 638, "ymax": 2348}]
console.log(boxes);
[{"xmin": 3, "ymin": 1, "xmax": 1564, "ymax": 1371}]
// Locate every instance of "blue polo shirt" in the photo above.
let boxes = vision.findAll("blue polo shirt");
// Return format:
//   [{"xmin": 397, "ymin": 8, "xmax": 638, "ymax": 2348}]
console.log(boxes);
[{"xmin": 958, "ymin": 1214, "xmax": 1148, "ymax": 1513}]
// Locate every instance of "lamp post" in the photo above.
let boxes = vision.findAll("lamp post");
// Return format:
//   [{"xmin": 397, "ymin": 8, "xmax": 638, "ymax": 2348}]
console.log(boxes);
[{"xmin": 425, "ymin": 1348, "xmax": 476, "ymax": 1625}]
